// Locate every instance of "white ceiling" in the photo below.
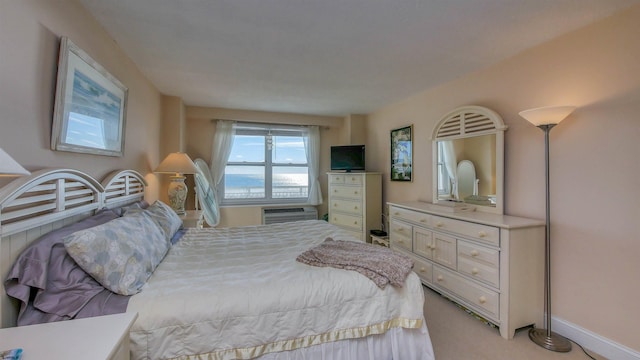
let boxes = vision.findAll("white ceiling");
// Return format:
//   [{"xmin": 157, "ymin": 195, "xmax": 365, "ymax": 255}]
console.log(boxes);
[{"xmin": 78, "ymin": 0, "xmax": 639, "ymax": 117}]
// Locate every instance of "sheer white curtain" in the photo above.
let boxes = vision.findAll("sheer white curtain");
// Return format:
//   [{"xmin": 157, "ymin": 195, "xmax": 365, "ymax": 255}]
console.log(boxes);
[
  {"xmin": 209, "ymin": 120, "xmax": 235, "ymax": 214},
  {"xmin": 441, "ymin": 140, "xmax": 458, "ymax": 200},
  {"xmin": 303, "ymin": 126, "xmax": 322, "ymax": 205}
]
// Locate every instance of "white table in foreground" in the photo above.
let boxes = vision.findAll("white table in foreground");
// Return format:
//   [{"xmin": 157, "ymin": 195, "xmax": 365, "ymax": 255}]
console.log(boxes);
[{"xmin": 0, "ymin": 312, "xmax": 137, "ymax": 360}]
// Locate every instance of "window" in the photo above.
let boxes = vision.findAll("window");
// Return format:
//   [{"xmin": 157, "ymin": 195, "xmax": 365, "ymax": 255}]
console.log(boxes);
[
  {"xmin": 222, "ymin": 123, "xmax": 309, "ymax": 205},
  {"xmin": 437, "ymin": 141, "xmax": 451, "ymax": 197}
]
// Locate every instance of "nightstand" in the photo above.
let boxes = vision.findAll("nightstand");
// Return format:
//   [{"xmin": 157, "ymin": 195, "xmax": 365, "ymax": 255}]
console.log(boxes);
[
  {"xmin": 179, "ymin": 210, "xmax": 203, "ymax": 228},
  {"xmin": 0, "ymin": 312, "xmax": 137, "ymax": 360}
]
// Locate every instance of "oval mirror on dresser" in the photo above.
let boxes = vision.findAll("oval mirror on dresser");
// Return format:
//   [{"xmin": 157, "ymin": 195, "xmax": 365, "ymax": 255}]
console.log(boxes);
[{"xmin": 431, "ymin": 105, "xmax": 507, "ymax": 214}]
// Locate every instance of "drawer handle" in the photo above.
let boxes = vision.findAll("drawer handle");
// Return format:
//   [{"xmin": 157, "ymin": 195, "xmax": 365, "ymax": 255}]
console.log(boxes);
[
  {"xmin": 394, "ymin": 212, "xmax": 400, "ymax": 216},
  {"xmin": 471, "ymin": 268, "xmax": 479, "ymax": 275},
  {"xmin": 395, "ymin": 228, "xmax": 404, "ymax": 232},
  {"xmin": 334, "ymin": 189, "xmax": 338, "ymax": 193},
  {"xmin": 436, "ymin": 222, "xmax": 444, "ymax": 227},
  {"xmin": 428, "ymin": 244, "xmax": 435, "ymax": 250},
  {"xmin": 353, "ymin": 191, "xmax": 359, "ymax": 195},
  {"xmin": 470, "ymin": 250, "xmax": 479, "ymax": 257},
  {"xmin": 334, "ymin": 204, "xmax": 337, "ymax": 207},
  {"xmin": 420, "ymin": 218, "xmax": 427, "ymax": 223},
  {"xmin": 419, "ymin": 267, "xmax": 427, "ymax": 273},
  {"xmin": 354, "ymin": 206, "xmax": 358, "ymax": 210},
  {"xmin": 333, "ymin": 217, "xmax": 337, "ymax": 221},
  {"xmin": 479, "ymin": 296, "xmax": 487, "ymax": 304},
  {"xmin": 351, "ymin": 177, "xmax": 356, "ymax": 181},
  {"xmin": 353, "ymin": 221, "xmax": 358, "ymax": 225},
  {"xmin": 436, "ymin": 275, "xmax": 444, "ymax": 282},
  {"xmin": 478, "ymin": 231, "xmax": 487, "ymax": 238}
]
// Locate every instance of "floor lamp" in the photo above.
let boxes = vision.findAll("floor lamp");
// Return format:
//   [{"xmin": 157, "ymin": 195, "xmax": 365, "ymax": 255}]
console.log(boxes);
[{"xmin": 519, "ymin": 105, "xmax": 575, "ymax": 352}]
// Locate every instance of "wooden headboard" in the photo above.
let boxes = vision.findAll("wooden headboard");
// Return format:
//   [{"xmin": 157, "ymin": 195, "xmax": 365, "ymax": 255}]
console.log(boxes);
[{"xmin": 0, "ymin": 168, "xmax": 147, "ymax": 328}]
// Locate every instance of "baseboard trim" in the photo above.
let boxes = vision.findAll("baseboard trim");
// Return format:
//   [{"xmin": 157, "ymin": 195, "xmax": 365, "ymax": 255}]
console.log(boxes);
[{"xmin": 553, "ymin": 316, "xmax": 640, "ymax": 360}]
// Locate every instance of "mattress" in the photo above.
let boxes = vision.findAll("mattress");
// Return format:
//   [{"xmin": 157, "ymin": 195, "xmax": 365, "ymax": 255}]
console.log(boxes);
[{"xmin": 126, "ymin": 220, "xmax": 432, "ymax": 359}]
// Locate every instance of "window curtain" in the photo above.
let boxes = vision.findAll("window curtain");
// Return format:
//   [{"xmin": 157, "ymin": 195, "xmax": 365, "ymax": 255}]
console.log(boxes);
[
  {"xmin": 441, "ymin": 140, "xmax": 458, "ymax": 200},
  {"xmin": 303, "ymin": 126, "xmax": 322, "ymax": 205},
  {"xmin": 210, "ymin": 120, "xmax": 236, "ymax": 214}
]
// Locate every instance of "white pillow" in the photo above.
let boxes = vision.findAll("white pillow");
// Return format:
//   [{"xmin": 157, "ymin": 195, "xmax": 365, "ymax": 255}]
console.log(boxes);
[
  {"xmin": 125, "ymin": 200, "xmax": 182, "ymax": 243},
  {"xmin": 64, "ymin": 212, "xmax": 169, "ymax": 295}
]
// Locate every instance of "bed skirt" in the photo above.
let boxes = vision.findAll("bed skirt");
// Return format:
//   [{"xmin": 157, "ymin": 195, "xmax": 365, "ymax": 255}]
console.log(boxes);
[{"xmin": 257, "ymin": 323, "xmax": 434, "ymax": 360}]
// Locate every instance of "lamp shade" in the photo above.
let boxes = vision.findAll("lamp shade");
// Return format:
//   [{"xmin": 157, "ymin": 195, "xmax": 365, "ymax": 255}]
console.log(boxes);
[
  {"xmin": 0, "ymin": 148, "xmax": 30, "ymax": 176},
  {"xmin": 519, "ymin": 106, "xmax": 576, "ymax": 126},
  {"xmin": 154, "ymin": 152, "xmax": 197, "ymax": 175}
]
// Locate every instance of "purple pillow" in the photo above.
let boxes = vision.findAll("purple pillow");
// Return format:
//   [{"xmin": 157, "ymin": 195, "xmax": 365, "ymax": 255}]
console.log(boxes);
[{"xmin": 4, "ymin": 209, "xmax": 120, "ymax": 324}]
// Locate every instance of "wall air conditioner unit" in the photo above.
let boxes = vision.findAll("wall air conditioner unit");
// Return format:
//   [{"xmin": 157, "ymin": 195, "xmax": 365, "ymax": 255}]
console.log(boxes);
[{"xmin": 262, "ymin": 207, "xmax": 318, "ymax": 225}]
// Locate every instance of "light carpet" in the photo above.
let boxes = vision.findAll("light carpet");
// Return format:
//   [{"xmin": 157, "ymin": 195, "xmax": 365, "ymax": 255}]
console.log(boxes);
[{"xmin": 422, "ymin": 287, "xmax": 605, "ymax": 360}]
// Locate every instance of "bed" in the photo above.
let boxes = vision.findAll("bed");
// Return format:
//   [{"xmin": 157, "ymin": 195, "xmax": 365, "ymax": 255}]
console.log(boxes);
[{"xmin": 0, "ymin": 168, "xmax": 434, "ymax": 360}]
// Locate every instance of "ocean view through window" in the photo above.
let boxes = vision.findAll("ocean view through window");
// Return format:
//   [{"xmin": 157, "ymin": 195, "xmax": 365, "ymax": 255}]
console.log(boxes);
[{"xmin": 222, "ymin": 123, "xmax": 309, "ymax": 204}]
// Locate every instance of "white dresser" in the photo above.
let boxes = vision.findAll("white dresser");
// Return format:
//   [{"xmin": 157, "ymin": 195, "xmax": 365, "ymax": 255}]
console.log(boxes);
[
  {"xmin": 328, "ymin": 172, "xmax": 382, "ymax": 242},
  {"xmin": 388, "ymin": 201, "xmax": 545, "ymax": 339}
]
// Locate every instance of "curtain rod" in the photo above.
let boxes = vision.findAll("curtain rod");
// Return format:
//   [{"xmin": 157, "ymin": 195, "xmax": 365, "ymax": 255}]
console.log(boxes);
[{"xmin": 209, "ymin": 119, "xmax": 329, "ymax": 129}]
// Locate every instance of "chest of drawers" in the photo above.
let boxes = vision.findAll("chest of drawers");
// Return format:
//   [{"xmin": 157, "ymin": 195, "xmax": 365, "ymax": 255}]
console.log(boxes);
[
  {"xmin": 388, "ymin": 201, "xmax": 545, "ymax": 339},
  {"xmin": 328, "ymin": 172, "xmax": 381, "ymax": 242}
]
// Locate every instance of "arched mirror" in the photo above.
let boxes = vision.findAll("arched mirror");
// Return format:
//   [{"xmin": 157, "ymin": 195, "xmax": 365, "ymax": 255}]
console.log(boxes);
[
  {"xmin": 194, "ymin": 158, "xmax": 220, "ymax": 227},
  {"xmin": 432, "ymin": 105, "xmax": 507, "ymax": 214}
]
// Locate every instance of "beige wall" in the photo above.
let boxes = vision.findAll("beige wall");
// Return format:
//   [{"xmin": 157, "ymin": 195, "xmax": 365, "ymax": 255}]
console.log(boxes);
[
  {"xmin": 367, "ymin": 5, "xmax": 640, "ymax": 351},
  {"xmin": 160, "ymin": 95, "xmax": 186, "ymax": 155},
  {"xmin": 0, "ymin": 0, "xmax": 163, "ymax": 199},
  {"xmin": 3, "ymin": 0, "xmax": 638, "ymax": 351},
  {"xmin": 185, "ymin": 106, "xmax": 345, "ymax": 227}
]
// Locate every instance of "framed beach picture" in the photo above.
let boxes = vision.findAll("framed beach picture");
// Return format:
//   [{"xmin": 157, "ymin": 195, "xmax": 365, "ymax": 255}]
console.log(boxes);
[
  {"xmin": 390, "ymin": 125, "xmax": 413, "ymax": 181},
  {"xmin": 51, "ymin": 37, "xmax": 128, "ymax": 157}
]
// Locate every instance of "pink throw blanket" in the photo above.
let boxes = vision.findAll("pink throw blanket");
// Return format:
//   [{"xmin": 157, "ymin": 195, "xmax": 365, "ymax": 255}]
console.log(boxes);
[{"xmin": 296, "ymin": 238, "xmax": 414, "ymax": 289}]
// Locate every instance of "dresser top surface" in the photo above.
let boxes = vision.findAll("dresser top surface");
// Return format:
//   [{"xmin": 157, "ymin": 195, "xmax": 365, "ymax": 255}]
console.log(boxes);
[{"xmin": 388, "ymin": 201, "xmax": 545, "ymax": 229}]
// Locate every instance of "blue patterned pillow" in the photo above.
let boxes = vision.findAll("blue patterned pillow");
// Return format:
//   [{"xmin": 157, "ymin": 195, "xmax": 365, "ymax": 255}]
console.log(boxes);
[
  {"xmin": 63, "ymin": 212, "xmax": 169, "ymax": 295},
  {"xmin": 124, "ymin": 200, "xmax": 182, "ymax": 243}
]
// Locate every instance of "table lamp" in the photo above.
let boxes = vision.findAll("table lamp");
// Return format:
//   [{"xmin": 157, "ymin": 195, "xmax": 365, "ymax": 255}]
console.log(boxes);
[{"xmin": 154, "ymin": 152, "xmax": 197, "ymax": 215}]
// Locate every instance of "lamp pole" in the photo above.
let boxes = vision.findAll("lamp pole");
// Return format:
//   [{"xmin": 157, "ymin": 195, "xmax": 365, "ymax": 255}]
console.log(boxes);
[{"xmin": 528, "ymin": 124, "xmax": 572, "ymax": 352}]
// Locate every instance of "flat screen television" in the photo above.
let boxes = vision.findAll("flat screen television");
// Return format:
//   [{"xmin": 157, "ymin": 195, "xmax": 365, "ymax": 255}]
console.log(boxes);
[{"xmin": 330, "ymin": 145, "xmax": 365, "ymax": 172}]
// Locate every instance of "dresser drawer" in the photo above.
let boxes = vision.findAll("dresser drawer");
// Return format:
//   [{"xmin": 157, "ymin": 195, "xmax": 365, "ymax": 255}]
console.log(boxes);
[
  {"xmin": 432, "ymin": 215, "xmax": 500, "ymax": 246},
  {"xmin": 329, "ymin": 174, "xmax": 345, "ymax": 184},
  {"xmin": 389, "ymin": 219, "xmax": 412, "ymax": 252},
  {"xmin": 433, "ymin": 266, "xmax": 499, "ymax": 320},
  {"xmin": 458, "ymin": 240, "xmax": 499, "ymax": 268},
  {"xmin": 343, "ymin": 174, "xmax": 363, "ymax": 185},
  {"xmin": 458, "ymin": 256, "xmax": 499, "ymax": 288},
  {"xmin": 330, "ymin": 198, "xmax": 363, "ymax": 215},
  {"xmin": 330, "ymin": 185, "xmax": 363, "ymax": 200},
  {"xmin": 389, "ymin": 206, "xmax": 431, "ymax": 226},
  {"xmin": 411, "ymin": 254, "xmax": 433, "ymax": 285},
  {"xmin": 330, "ymin": 213, "xmax": 363, "ymax": 231}
]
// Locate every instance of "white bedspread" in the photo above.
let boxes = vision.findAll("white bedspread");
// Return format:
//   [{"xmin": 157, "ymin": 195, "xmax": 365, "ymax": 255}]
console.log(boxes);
[{"xmin": 127, "ymin": 220, "xmax": 428, "ymax": 360}]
